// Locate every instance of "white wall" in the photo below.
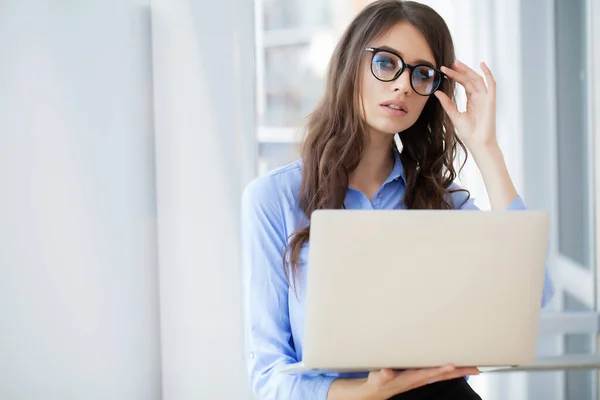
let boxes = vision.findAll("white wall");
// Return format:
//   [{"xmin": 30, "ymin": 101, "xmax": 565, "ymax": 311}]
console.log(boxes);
[
  {"xmin": 0, "ymin": 1, "xmax": 162, "ymax": 399},
  {"xmin": 150, "ymin": 0, "xmax": 255, "ymax": 398}
]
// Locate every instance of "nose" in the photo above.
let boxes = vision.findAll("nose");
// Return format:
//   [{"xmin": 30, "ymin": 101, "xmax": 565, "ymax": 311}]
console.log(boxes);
[{"xmin": 393, "ymin": 68, "xmax": 412, "ymax": 96}]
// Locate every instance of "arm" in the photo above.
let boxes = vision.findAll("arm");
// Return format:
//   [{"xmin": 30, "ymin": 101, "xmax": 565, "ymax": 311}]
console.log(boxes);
[
  {"xmin": 470, "ymin": 144, "xmax": 518, "ymax": 211},
  {"xmin": 241, "ymin": 177, "xmax": 336, "ymax": 400},
  {"xmin": 449, "ymin": 180, "xmax": 555, "ymax": 308},
  {"xmin": 242, "ymin": 177, "xmax": 480, "ymax": 399},
  {"xmin": 467, "ymin": 144, "xmax": 555, "ymax": 307},
  {"xmin": 436, "ymin": 60, "xmax": 555, "ymax": 307}
]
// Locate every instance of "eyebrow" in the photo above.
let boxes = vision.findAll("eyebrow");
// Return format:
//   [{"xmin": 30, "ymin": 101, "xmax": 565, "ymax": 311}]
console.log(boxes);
[{"xmin": 377, "ymin": 45, "xmax": 436, "ymax": 68}]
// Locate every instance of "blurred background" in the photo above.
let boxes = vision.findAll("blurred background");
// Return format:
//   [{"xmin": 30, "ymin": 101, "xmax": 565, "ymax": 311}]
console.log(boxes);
[{"xmin": 0, "ymin": 0, "xmax": 599, "ymax": 399}]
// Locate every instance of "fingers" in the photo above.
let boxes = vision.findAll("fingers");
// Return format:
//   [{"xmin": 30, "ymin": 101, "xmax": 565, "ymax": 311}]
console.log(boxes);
[
  {"xmin": 454, "ymin": 61, "xmax": 487, "ymax": 91},
  {"xmin": 401, "ymin": 365, "xmax": 478, "ymax": 388},
  {"xmin": 433, "ymin": 90, "xmax": 460, "ymax": 122},
  {"xmin": 418, "ymin": 365, "xmax": 457, "ymax": 383},
  {"xmin": 460, "ymin": 367, "xmax": 481, "ymax": 376},
  {"xmin": 441, "ymin": 64, "xmax": 478, "ymax": 94},
  {"xmin": 431, "ymin": 367, "xmax": 480, "ymax": 383},
  {"xmin": 371, "ymin": 366, "xmax": 449, "ymax": 387},
  {"xmin": 441, "ymin": 60, "xmax": 491, "ymax": 95},
  {"xmin": 379, "ymin": 368, "xmax": 396, "ymax": 383},
  {"xmin": 480, "ymin": 62, "xmax": 496, "ymax": 95},
  {"xmin": 368, "ymin": 365, "xmax": 479, "ymax": 398},
  {"xmin": 367, "ymin": 368, "xmax": 399, "ymax": 386},
  {"xmin": 401, "ymin": 365, "xmax": 456, "ymax": 389}
]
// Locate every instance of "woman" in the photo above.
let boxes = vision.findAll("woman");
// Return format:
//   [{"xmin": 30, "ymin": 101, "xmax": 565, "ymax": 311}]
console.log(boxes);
[{"xmin": 241, "ymin": 1, "xmax": 554, "ymax": 399}]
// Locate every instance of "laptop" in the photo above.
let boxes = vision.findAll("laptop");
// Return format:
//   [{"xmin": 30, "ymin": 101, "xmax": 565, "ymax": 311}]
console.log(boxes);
[{"xmin": 278, "ymin": 209, "xmax": 550, "ymax": 375}]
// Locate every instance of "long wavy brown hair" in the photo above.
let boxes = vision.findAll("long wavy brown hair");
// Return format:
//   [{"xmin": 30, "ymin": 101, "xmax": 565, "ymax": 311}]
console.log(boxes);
[{"xmin": 284, "ymin": 0, "xmax": 470, "ymax": 289}]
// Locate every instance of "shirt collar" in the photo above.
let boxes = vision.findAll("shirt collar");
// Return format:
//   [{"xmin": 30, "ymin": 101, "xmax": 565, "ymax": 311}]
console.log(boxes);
[{"xmin": 384, "ymin": 149, "xmax": 406, "ymax": 185}]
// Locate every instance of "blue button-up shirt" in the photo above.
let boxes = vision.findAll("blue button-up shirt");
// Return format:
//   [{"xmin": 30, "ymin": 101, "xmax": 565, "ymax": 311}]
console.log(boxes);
[{"xmin": 241, "ymin": 151, "xmax": 555, "ymax": 400}]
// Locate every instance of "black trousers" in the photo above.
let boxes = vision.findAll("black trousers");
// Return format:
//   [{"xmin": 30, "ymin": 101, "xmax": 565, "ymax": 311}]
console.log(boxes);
[{"xmin": 388, "ymin": 378, "xmax": 482, "ymax": 400}]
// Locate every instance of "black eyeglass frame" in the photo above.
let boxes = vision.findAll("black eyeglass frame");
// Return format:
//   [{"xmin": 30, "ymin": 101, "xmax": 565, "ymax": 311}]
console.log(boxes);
[{"xmin": 365, "ymin": 47, "xmax": 447, "ymax": 96}]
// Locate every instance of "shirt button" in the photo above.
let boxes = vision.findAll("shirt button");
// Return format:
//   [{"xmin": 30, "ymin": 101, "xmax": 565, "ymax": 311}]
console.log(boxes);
[
  {"xmin": 249, "ymin": 352, "xmax": 255, "ymax": 359},
  {"xmin": 378, "ymin": 194, "xmax": 383, "ymax": 199}
]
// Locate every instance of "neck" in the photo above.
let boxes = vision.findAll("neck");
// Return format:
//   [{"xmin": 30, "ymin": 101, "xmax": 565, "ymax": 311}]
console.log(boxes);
[{"xmin": 349, "ymin": 131, "xmax": 395, "ymax": 194}]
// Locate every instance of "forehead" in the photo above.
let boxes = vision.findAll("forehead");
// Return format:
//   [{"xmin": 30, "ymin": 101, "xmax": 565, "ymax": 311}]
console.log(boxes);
[{"xmin": 370, "ymin": 22, "xmax": 436, "ymax": 66}]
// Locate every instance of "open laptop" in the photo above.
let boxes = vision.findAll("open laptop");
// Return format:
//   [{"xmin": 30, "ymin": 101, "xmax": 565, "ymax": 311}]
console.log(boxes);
[{"xmin": 278, "ymin": 209, "xmax": 550, "ymax": 375}]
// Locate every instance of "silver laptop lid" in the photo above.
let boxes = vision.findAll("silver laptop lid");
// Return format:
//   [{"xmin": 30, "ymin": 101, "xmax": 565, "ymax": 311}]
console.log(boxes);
[{"xmin": 302, "ymin": 210, "xmax": 549, "ymax": 370}]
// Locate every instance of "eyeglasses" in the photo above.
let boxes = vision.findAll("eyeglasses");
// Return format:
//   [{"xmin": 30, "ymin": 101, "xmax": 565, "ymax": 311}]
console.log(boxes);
[{"xmin": 365, "ymin": 47, "xmax": 446, "ymax": 96}]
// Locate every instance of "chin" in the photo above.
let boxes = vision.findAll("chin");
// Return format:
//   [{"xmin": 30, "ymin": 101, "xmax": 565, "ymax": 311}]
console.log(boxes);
[
  {"xmin": 371, "ymin": 117, "xmax": 415, "ymax": 134},
  {"xmin": 374, "ymin": 123, "xmax": 413, "ymax": 136},
  {"xmin": 365, "ymin": 114, "xmax": 418, "ymax": 136}
]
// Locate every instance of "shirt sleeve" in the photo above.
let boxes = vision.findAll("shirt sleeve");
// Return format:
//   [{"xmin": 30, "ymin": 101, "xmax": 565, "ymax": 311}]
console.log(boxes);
[
  {"xmin": 240, "ymin": 176, "xmax": 337, "ymax": 400},
  {"xmin": 448, "ymin": 184, "xmax": 555, "ymax": 308}
]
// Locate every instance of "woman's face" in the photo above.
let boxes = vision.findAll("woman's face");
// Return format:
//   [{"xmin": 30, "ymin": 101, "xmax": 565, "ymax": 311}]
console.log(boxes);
[{"xmin": 360, "ymin": 22, "xmax": 437, "ymax": 137}]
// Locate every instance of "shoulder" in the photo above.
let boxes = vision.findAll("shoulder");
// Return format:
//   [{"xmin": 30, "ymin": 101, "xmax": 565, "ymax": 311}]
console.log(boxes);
[{"xmin": 241, "ymin": 159, "xmax": 303, "ymax": 213}]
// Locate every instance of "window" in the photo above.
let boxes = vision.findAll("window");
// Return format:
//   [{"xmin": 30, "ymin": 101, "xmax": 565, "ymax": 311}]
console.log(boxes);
[{"xmin": 254, "ymin": 0, "xmax": 368, "ymax": 174}]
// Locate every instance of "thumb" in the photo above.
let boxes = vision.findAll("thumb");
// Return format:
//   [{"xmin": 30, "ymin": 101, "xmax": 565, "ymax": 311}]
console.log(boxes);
[
  {"xmin": 434, "ymin": 90, "xmax": 460, "ymax": 123},
  {"xmin": 379, "ymin": 368, "xmax": 397, "ymax": 383}
]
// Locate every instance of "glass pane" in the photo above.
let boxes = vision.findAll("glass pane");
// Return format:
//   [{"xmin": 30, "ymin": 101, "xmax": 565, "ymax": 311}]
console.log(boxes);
[
  {"xmin": 258, "ymin": 0, "xmax": 367, "ymax": 137},
  {"xmin": 258, "ymin": 143, "xmax": 301, "ymax": 176},
  {"xmin": 564, "ymin": 293, "xmax": 595, "ymax": 400},
  {"xmin": 256, "ymin": 0, "xmax": 372, "ymax": 149},
  {"xmin": 565, "ymin": 334, "xmax": 594, "ymax": 400},
  {"xmin": 263, "ymin": 44, "xmax": 325, "ymax": 126},
  {"xmin": 263, "ymin": 0, "xmax": 331, "ymax": 31},
  {"xmin": 555, "ymin": 0, "xmax": 591, "ymax": 268}
]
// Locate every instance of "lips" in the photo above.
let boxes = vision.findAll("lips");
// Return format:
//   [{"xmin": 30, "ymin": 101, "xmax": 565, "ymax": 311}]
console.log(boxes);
[
  {"xmin": 380, "ymin": 100, "xmax": 408, "ymax": 117},
  {"xmin": 381, "ymin": 100, "xmax": 408, "ymax": 112}
]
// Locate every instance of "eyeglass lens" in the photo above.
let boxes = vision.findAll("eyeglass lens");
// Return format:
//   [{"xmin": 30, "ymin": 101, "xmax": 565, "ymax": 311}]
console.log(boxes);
[{"xmin": 371, "ymin": 51, "xmax": 442, "ymax": 95}]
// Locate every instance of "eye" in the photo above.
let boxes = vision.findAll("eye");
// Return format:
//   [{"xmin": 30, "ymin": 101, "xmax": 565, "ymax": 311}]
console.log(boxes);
[
  {"xmin": 372, "ymin": 51, "xmax": 402, "ymax": 72},
  {"xmin": 413, "ymin": 66, "xmax": 435, "ymax": 81},
  {"xmin": 373, "ymin": 55, "xmax": 397, "ymax": 71}
]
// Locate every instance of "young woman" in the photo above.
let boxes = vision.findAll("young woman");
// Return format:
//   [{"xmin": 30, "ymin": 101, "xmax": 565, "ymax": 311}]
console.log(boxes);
[{"xmin": 241, "ymin": 1, "xmax": 555, "ymax": 399}]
